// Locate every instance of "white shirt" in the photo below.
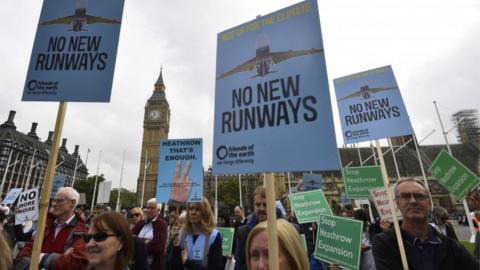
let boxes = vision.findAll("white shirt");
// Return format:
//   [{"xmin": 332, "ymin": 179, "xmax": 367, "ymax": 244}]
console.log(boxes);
[{"xmin": 138, "ymin": 216, "xmax": 157, "ymax": 240}]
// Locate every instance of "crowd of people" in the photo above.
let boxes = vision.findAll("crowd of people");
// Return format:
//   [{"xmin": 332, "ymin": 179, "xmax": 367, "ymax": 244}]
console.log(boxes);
[{"xmin": 0, "ymin": 180, "xmax": 479, "ymax": 270}]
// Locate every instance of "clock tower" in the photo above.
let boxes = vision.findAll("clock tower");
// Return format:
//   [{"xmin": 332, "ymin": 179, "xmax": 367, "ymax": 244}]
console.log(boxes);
[{"xmin": 136, "ymin": 69, "xmax": 170, "ymax": 205}]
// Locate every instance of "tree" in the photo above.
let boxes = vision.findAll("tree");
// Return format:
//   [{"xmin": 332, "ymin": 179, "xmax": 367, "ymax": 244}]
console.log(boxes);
[
  {"xmin": 108, "ymin": 188, "xmax": 137, "ymax": 210},
  {"xmin": 215, "ymin": 177, "xmax": 247, "ymax": 214},
  {"xmin": 73, "ymin": 175, "xmax": 105, "ymax": 207}
]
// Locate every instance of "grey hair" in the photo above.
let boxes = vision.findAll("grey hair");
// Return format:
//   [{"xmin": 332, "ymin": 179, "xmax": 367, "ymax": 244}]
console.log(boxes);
[
  {"xmin": 146, "ymin": 198, "xmax": 162, "ymax": 212},
  {"xmin": 58, "ymin": 187, "xmax": 80, "ymax": 207},
  {"xmin": 393, "ymin": 178, "xmax": 428, "ymax": 199}
]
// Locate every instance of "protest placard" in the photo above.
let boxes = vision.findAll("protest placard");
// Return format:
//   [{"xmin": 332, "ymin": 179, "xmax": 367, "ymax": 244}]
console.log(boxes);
[
  {"xmin": 428, "ymin": 150, "xmax": 480, "ymax": 201},
  {"xmin": 302, "ymin": 173, "xmax": 323, "ymax": 191},
  {"xmin": 212, "ymin": 0, "xmax": 340, "ymax": 174},
  {"xmin": 23, "ymin": 0, "xmax": 125, "ymax": 102},
  {"xmin": 15, "ymin": 188, "xmax": 39, "ymax": 225},
  {"xmin": 3, "ymin": 188, "xmax": 23, "ymax": 205},
  {"xmin": 217, "ymin": 227, "xmax": 235, "ymax": 256},
  {"xmin": 97, "ymin": 181, "xmax": 112, "ymax": 204},
  {"xmin": 370, "ymin": 187, "xmax": 402, "ymax": 221},
  {"xmin": 289, "ymin": 189, "xmax": 332, "ymax": 224},
  {"xmin": 157, "ymin": 138, "xmax": 203, "ymax": 203},
  {"xmin": 315, "ymin": 214, "xmax": 363, "ymax": 270},
  {"xmin": 342, "ymin": 166, "xmax": 384, "ymax": 199},
  {"xmin": 334, "ymin": 65, "xmax": 413, "ymax": 144},
  {"xmin": 50, "ymin": 175, "xmax": 65, "ymax": 198}
]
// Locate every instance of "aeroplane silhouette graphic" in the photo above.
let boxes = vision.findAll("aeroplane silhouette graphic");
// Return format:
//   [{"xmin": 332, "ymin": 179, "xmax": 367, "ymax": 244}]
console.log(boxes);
[
  {"xmin": 38, "ymin": 0, "xmax": 120, "ymax": 32},
  {"xmin": 337, "ymin": 85, "xmax": 398, "ymax": 102},
  {"xmin": 217, "ymin": 35, "xmax": 323, "ymax": 80}
]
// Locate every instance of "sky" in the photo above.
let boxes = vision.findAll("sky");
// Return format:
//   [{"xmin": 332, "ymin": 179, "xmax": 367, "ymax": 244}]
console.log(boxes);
[{"xmin": 1, "ymin": 0, "xmax": 479, "ymax": 192}]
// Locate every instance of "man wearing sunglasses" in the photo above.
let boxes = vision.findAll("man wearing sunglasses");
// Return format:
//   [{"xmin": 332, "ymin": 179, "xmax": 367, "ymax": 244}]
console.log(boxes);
[
  {"xmin": 372, "ymin": 179, "xmax": 479, "ymax": 270},
  {"xmin": 132, "ymin": 198, "xmax": 167, "ymax": 270},
  {"xmin": 15, "ymin": 187, "xmax": 88, "ymax": 270}
]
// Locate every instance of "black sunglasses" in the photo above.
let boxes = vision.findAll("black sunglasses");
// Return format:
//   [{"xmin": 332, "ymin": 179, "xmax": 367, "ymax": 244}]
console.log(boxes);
[{"xmin": 83, "ymin": 232, "xmax": 118, "ymax": 243}]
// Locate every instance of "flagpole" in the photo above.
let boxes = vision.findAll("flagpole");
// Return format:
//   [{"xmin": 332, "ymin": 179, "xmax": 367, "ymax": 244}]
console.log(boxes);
[
  {"xmin": 433, "ymin": 101, "xmax": 475, "ymax": 237},
  {"xmin": 140, "ymin": 150, "xmax": 150, "ymax": 208},
  {"xmin": 71, "ymin": 154, "xmax": 80, "ymax": 187},
  {"xmin": 0, "ymin": 149, "xmax": 14, "ymax": 198},
  {"xmin": 7, "ymin": 152, "xmax": 20, "ymax": 192},
  {"xmin": 90, "ymin": 150, "xmax": 102, "ymax": 212},
  {"xmin": 356, "ymin": 143, "xmax": 363, "ymax": 166},
  {"xmin": 238, "ymin": 174, "xmax": 243, "ymax": 208},
  {"xmin": 387, "ymin": 138, "xmax": 402, "ymax": 181},
  {"xmin": 411, "ymin": 135, "xmax": 434, "ymax": 208},
  {"xmin": 214, "ymin": 175, "xmax": 218, "ymax": 219},
  {"xmin": 116, "ymin": 151, "xmax": 126, "ymax": 212}
]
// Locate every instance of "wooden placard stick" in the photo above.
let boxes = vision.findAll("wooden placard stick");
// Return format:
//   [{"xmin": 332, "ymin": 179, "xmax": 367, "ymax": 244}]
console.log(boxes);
[
  {"xmin": 375, "ymin": 139, "xmax": 409, "ymax": 270},
  {"xmin": 265, "ymin": 172, "xmax": 279, "ymax": 270},
  {"xmin": 29, "ymin": 102, "xmax": 67, "ymax": 270}
]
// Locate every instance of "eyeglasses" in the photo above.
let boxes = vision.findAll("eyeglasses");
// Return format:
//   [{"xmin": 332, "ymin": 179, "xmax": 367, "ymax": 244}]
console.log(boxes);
[
  {"xmin": 52, "ymin": 198, "xmax": 71, "ymax": 204},
  {"xmin": 133, "ymin": 213, "xmax": 141, "ymax": 217},
  {"xmin": 83, "ymin": 232, "xmax": 118, "ymax": 243},
  {"xmin": 397, "ymin": 192, "xmax": 429, "ymax": 201}
]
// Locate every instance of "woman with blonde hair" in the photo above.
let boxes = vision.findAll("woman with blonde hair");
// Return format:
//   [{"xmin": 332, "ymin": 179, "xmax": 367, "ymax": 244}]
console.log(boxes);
[
  {"xmin": 130, "ymin": 207, "xmax": 144, "ymax": 227},
  {"xmin": 246, "ymin": 219, "xmax": 309, "ymax": 270},
  {"xmin": 172, "ymin": 197, "xmax": 222, "ymax": 270}
]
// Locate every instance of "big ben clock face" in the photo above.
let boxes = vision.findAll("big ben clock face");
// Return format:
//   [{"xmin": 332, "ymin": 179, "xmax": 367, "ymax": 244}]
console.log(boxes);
[{"xmin": 149, "ymin": 110, "xmax": 161, "ymax": 120}]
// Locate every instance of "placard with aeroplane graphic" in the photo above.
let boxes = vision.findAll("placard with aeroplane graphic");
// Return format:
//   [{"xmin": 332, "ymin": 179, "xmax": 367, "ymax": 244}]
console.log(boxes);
[
  {"xmin": 212, "ymin": 0, "xmax": 340, "ymax": 174},
  {"xmin": 333, "ymin": 65, "xmax": 413, "ymax": 144},
  {"xmin": 22, "ymin": 0, "xmax": 124, "ymax": 102}
]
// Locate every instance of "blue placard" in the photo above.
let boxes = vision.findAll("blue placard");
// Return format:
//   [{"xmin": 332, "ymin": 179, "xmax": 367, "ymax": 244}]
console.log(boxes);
[
  {"xmin": 156, "ymin": 138, "xmax": 203, "ymax": 203},
  {"xmin": 333, "ymin": 65, "xmax": 413, "ymax": 144},
  {"xmin": 2, "ymin": 188, "xmax": 23, "ymax": 205},
  {"xmin": 50, "ymin": 175, "xmax": 66, "ymax": 199},
  {"xmin": 22, "ymin": 0, "xmax": 124, "ymax": 102},
  {"xmin": 302, "ymin": 173, "xmax": 323, "ymax": 191},
  {"xmin": 212, "ymin": 0, "xmax": 340, "ymax": 174}
]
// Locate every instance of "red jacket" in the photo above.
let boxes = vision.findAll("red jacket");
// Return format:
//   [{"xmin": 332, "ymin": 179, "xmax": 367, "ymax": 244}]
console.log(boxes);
[
  {"xmin": 132, "ymin": 216, "xmax": 167, "ymax": 270},
  {"xmin": 16, "ymin": 211, "xmax": 88, "ymax": 270}
]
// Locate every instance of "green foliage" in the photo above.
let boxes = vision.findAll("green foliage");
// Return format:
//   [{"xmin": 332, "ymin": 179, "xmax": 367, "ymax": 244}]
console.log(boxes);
[
  {"xmin": 216, "ymin": 178, "xmax": 247, "ymax": 213},
  {"xmin": 73, "ymin": 175, "xmax": 105, "ymax": 207},
  {"xmin": 108, "ymin": 188, "xmax": 137, "ymax": 210},
  {"xmin": 460, "ymin": 241, "xmax": 475, "ymax": 256}
]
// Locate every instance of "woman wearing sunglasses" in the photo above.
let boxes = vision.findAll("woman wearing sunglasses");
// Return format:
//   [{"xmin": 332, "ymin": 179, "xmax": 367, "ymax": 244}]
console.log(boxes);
[
  {"xmin": 172, "ymin": 197, "xmax": 223, "ymax": 270},
  {"xmin": 85, "ymin": 212, "xmax": 134, "ymax": 270},
  {"xmin": 130, "ymin": 207, "xmax": 144, "ymax": 227}
]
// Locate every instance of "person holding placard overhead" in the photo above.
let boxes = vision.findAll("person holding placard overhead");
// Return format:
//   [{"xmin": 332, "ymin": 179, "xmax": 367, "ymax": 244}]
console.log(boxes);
[
  {"xmin": 15, "ymin": 187, "xmax": 88, "ymax": 270},
  {"xmin": 372, "ymin": 179, "xmax": 479, "ymax": 270},
  {"xmin": 172, "ymin": 197, "xmax": 222, "ymax": 270}
]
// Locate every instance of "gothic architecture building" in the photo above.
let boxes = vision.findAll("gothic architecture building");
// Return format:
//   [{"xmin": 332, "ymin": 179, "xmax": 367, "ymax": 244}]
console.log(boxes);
[
  {"xmin": 0, "ymin": 111, "xmax": 88, "ymax": 200},
  {"xmin": 136, "ymin": 69, "xmax": 170, "ymax": 205}
]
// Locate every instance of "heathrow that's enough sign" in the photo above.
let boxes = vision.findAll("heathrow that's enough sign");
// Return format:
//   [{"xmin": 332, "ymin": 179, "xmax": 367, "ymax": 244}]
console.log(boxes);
[{"xmin": 23, "ymin": 0, "xmax": 125, "ymax": 102}]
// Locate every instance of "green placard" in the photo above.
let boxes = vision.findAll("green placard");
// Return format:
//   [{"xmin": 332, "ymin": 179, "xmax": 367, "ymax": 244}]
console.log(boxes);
[
  {"xmin": 217, "ymin": 227, "xmax": 235, "ymax": 256},
  {"xmin": 342, "ymin": 166, "xmax": 384, "ymax": 199},
  {"xmin": 289, "ymin": 189, "xmax": 333, "ymax": 224},
  {"xmin": 428, "ymin": 150, "xmax": 480, "ymax": 201},
  {"xmin": 314, "ymin": 214, "xmax": 363, "ymax": 270}
]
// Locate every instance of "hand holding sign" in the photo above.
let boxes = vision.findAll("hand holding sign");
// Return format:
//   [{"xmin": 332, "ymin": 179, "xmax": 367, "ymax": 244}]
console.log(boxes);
[{"xmin": 170, "ymin": 160, "xmax": 192, "ymax": 203}]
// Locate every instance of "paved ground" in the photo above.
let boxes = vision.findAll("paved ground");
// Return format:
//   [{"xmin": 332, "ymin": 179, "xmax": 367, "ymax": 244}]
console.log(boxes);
[{"xmin": 450, "ymin": 219, "xmax": 474, "ymax": 242}]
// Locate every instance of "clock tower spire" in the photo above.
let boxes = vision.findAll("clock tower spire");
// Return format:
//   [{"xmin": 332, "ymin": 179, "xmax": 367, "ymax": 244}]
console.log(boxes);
[{"xmin": 137, "ymin": 68, "xmax": 170, "ymax": 205}]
